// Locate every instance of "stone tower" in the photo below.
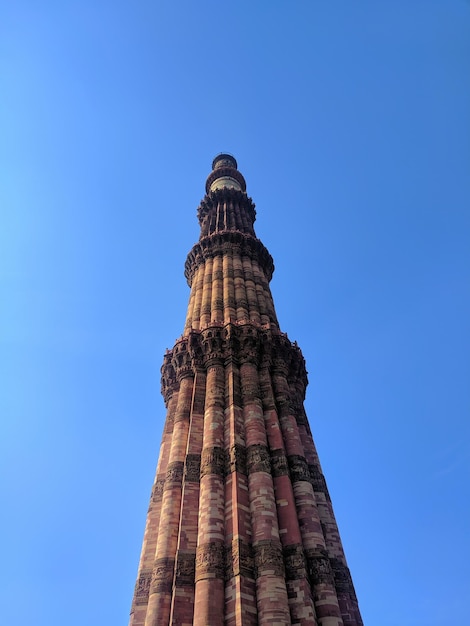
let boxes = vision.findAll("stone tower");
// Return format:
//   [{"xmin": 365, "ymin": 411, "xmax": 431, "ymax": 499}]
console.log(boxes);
[{"xmin": 129, "ymin": 155, "xmax": 362, "ymax": 626}]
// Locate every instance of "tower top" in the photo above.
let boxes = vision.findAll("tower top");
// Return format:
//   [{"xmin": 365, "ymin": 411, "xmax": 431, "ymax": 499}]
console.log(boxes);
[
  {"xmin": 205, "ymin": 152, "xmax": 246, "ymax": 194},
  {"xmin": 212, "ymin": 153, "xmax": 237, "ymax": 170}
]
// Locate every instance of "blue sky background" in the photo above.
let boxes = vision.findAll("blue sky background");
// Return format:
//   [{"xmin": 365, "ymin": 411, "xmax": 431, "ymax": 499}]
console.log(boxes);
[{"xmin": 1, "ymin": 2, "xmax": 469, "ymax": 625}]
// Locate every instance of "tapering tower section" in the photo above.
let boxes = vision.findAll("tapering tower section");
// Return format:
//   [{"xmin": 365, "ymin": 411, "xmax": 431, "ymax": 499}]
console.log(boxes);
[{"xmin": 130, "ymin": 155, "xmax": 362, "ymax": 626}]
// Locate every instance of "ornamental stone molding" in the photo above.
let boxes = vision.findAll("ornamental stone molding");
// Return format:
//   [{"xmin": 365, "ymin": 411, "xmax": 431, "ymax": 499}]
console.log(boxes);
[
  {"xmin": 330, "ymin": 558, "xmax": 356, "ymax": 596},
  {"xmin": 184, "ymin": 454, "xmax": 201, "ymax": 483},
  {"xmin": 309, "ymin": 463, "xmax": 331, "ymax": 501},
  {"xmin": 175, "ymin": 552, "xmax": 196, "ymax": 587},
  {"xmin": 161, "ymin": 323, "xmax": 306, "ymax": 387},
  {"xmin": 253, "ymin": 539, "xmax": 285, "ymax": 579},
  {"xmin": 226, "ymin": 538, "xmax": 254, "ymax": 580},
  {"xmin": 198, "ymin": 188, "xmax": 252, "ymax": 223},
  {"xmin": 185, "ymin": 231, "xmax": 274, "ymax": 286},
  {"xmin": 200, "ymin": 446, "xmax": 227, "ymax": 478},
  {"xmin": 151, "ymin": 476, "xmax": 165, "ymax": 504},
  {"xmin": 164, "ymin": 461, "xmax": 184, "ymax": 490},
  {"xmin": 283, "ymin": 544, "xmax": 307, "ymax": 581},
  {"xmin": 195, "ymin": 542, "xmax": 225, "ymax": 582},
  {"xmin": 227, "ymin": 443, "xmax": 247, "ymax": 475},
  {"xmin": 204, "ymin": 169, "xmax": 247, "ymax": 195},
  {"xmin": 160, "ymin": 353, "xmax": 177, "ymax": 404},
  {"xmin": 306, "ymin": 549, "xmax": 335, "ymax": 587},
  {"xmin": 246, "ymin": 444, "xmax": 271, "ymax": 475},
  {"xmin": 133, "ymin": 569, "xmax": 152, "ymax": 606},
  {"xmin": 270, "ymin": 449, "xmax": 289, "ymax": 477},
  {"xmin": 288, "ymin": 454, "xmax": 311, "ymax": 484},
  {"xmin": 151, "ymin": 557, "xmax": 175, "ymax": 593},
  {"xmin": 172, "ymin": 340, "xmax": 193, "ymax": 381}
]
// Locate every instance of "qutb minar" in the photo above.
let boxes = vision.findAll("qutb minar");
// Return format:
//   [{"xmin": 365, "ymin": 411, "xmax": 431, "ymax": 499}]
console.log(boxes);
[{"xmin": 130, "ymin": 155, "xmax": 363, "ymax": 626}]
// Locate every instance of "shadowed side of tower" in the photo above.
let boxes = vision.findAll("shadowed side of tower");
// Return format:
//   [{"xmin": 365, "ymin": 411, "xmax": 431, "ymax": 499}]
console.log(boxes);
[{"xmin": 129, "ymin": 155, "xmax": 363, "ymax": 626}]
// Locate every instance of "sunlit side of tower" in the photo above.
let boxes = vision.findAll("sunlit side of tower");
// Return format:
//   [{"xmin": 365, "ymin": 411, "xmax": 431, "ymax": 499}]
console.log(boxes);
[{"xmin": 129, "ymin": 155, "xmax": 362, "ymax": 626}]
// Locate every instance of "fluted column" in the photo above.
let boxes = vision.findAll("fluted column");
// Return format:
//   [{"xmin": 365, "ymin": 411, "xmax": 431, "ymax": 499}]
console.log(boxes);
[
  {"xmin": 211, "ymin": 254, "xmax": 224, "ymax": 323},
  {"xmin": 169, "ymin": 364, "xmax": 206, "ymax": 624},
  {"xmin": 200, "ymin": 257, "xmax": 213, "ymax": 328},
  {"xmin": 224, "ymin": 341, "xmax": 257, "ymax": 625},
  {"xmin": 252, "ymin": 260, "xmax": 269, "ymax": 326},
  {"xmin": 193, "ymin": 337, "xmax": 226, "ymax": 626},
  {"xmin": 258, "ymin": 358, "xmax": 317, "ymax": 626},
  {"xmin": 130, "ymin": 379, "xmax": 178, "ymax": 626},
  {"xmin": 242, "ymin": 256, "xmax": 260, "ymax": 325},
  {"xmin": 271, "ymin": 349, "xmax": 343, "ymax": 626},
  {"xmin": 184, "ymin": 266, "xmax": 199, "ymax": 334},
  {"xmin": 190, "ymin": 265, "xmax": 205, "ymax": 331},
  {"xmin": 145, "ymin": 345, "xmax": 194, "ymax": 626},
  {"xmin": 233, "ymin": 251, "xmax": 249, "ymax": 322},
  {"xmin": 223, "ymin": 249, "xmax": 236, "ymax": 324},
  {"xmin": 260, "ymin": 276, "xmax": 278, "ymax": 328},
  {"xmin": 240, "ymin": 347, "xmax": 291, "ymax": 625},
  {"xmin": 294, "ymin": 399, "xmax": 362, "ymax": 626}
]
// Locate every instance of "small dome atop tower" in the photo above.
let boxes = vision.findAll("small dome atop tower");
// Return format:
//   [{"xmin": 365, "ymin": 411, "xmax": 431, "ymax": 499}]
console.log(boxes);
[
  {"xmin": 206, "ymin": 153, "xmax": 246, "ymax": 194},
  {"xmin": 212, "ymin": 153, "xmax": 238, "ymax": 170}
]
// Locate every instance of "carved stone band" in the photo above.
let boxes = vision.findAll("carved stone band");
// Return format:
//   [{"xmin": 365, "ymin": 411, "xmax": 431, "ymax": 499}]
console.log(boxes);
[
  {"xmin": 283, "ymin": 544, "xmax": 307, "ymax": 581},
  {"xmin": 305, "ymin": 550, "xmax": 334, "ymax": 587},
  {"xmin": 330, "ymin": 558, "xmax": 355, "ymax": 596},
  {"xmin": 172, "ymin": 347, "xmax": 194, "ymax": 382},
  {"xmin": 226, "ymin": 538, "xmax": 254, "ymax": 580},
  {"xmin": 151, "ymin": 476, "xmax": 165, "ymax": 503},
  {"xmin": 195, "ymin": 542, "xmax": 225, "ymax": 582},
  {"xmin": 162, "ymin": 325, "xmax": 307, "ymax": 389},
  {"xmin": 184, "ymin": 454, "xmax": 201, "ymax": 482},
  {"xmin": 161, "ymin": 358, "xmax": 177, "ymax": 391},
  {"xmin": 151, "ymin": 557, "xmax": 175, "ymax": 593},
  {"xmin": 227, "ymin": 443, "xmax": 247, "ymax": 475},
  {"xmin": 185, "ymin": 231, "xmax": 274, "ymax": 286},
  {"xmin": 309, "ymin": 463, "xmax": 331, "ymax": 501},
  {"xmin": 271, "ymin": 449, "xmax": 289, "ymax": 477},
  {"xmin": 246, "ymin": 444, "xmax": 271, "ymax": 474},
  {"xmin": 294, "ymin": 412, "xmax": 308, "ymax": 427},
  {"xmin": 253, "ymin": 539, "xmax": 285, "ymax": 578},
  {"xmin": 201, "ymin": 446, "xmax": 226, "ymax": 477},
  {"xmin": 133, "ymin": 569, "xmax": 152, "ymax": 605},
  {"xmin": 175, "ymin": 551, "xmax": 196, "ymax": 587},
  {"xmin": 288, "ymin": 454, "xmax": 311, "ymax": 483},
  {"xmin": 164, "ymin": 461, "xmax": 184, "ymax": 490}
]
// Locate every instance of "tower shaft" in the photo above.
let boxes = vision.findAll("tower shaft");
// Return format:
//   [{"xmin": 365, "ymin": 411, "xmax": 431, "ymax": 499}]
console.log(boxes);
[{"xmin": 130, "ymin": 155, "xmax": 362, "ymax": 626}]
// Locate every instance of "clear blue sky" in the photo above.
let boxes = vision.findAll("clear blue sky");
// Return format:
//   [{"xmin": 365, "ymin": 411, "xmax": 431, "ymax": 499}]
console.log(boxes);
[{"xmin": 1, "ymin": 2, "xmax": 469, "ymax": 625}]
